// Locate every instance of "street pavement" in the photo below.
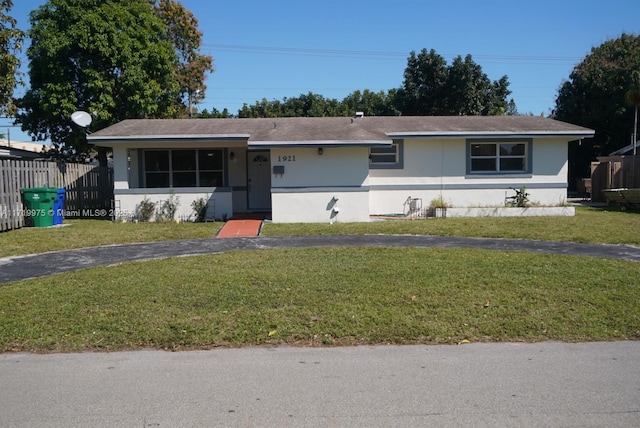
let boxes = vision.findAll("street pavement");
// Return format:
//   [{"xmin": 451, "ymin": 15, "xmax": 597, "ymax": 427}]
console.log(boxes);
[
  {"xmin": 1, "ymin": 341, "xmax": 639, "ymax": 427},
  {"xmin": 1, "ymin": 234, "xmax": 640, "ymax": 284}
]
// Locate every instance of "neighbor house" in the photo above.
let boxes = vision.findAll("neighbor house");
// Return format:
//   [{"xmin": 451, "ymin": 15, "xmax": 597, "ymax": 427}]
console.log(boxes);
[
  {"xmin": 87, "ymin": 115, "xmax": 594, "ymax": 223},
  {"xmin": 0, "ymin": 140, "xmax": 46, "ymax": 160}
]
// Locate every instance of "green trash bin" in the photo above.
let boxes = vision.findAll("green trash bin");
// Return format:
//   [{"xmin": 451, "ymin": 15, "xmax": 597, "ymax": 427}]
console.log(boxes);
[{"xmin": 21, "ymin": 187, "xmax": 57, "ymax": 227}]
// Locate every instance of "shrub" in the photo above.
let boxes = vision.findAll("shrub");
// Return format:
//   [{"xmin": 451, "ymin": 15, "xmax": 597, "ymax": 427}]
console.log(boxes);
[
  {"xmin": 136, "ymin": 197, "xmax": 156, "ymax": 222},
  {"xmin": 506, "ymin": 186, "xmax": 530, "ymax": 208},
  {"xmin": 156, "ymin": 193, "xmax": 180, "ymax": 222},
  {"xmin": 191, "ymin": 197, "xmax": 208, "ymax": 222},
  {"xmin": 429, "ymin": 195, "xmax": 450, "ymax": 209}
]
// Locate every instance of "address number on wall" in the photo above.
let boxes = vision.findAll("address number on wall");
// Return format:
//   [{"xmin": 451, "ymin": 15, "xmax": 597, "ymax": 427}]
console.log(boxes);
[{"xmin": 278, "ymin": 155, "xmax": 296, "ymax": 162}]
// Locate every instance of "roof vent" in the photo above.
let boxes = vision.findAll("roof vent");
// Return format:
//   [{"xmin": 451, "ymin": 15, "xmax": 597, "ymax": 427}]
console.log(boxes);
[{"xmin": 355, "ymin": 111, "xmax": 364, "ymax": 118}]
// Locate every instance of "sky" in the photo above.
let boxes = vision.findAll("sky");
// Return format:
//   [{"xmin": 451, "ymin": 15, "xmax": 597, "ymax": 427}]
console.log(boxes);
[{"xmin": 3, "ymin": 0, "xmax": 640, "ymax": 144}]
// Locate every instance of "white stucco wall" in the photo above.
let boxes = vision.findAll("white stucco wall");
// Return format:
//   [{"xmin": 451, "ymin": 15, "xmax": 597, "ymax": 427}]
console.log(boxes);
[
  {"xmin": 368, "ymin": 137, "xmax": 570, "ymax": 214},
  {"xmin": 113, "ymin": 188, "xmax": 232, "ymax": 222},
  {"xmin": 269, "ymin": 146, "xmax": 370, "ymax": 223}
]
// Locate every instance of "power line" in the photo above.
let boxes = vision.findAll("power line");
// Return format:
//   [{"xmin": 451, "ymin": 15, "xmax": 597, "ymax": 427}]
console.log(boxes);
[{"xmin": 203, "ymin": 43, "xmax": 582, "ymax": 64}]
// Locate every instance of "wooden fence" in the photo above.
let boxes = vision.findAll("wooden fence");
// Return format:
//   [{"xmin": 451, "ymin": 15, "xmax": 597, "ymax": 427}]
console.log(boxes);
[
  {"xmin": 0, "ymin": 160, "xmax": 113, "ymax": 232},
  {"xmin": 591, "ymin": 155, "xmax": 640, "ymax": 201}
]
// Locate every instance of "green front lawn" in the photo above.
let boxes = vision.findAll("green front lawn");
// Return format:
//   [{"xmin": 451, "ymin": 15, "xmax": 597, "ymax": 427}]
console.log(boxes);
[
  {"xmin": 1, "ymin": 206, "xmax": 638, "ymax": 353},
  {"xmin": 262, "ymin": 207, "xmax": 640, "ymax": 245},
  {"xmin": 0, "ymin": 220, "xmax": 222, "ymax": 258},
  {"xmin": 1, "ymin": 247, "xmax": 638, "ymax": 353}
]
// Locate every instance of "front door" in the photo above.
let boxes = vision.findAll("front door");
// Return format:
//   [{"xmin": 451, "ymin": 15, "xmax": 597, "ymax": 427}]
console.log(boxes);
[{"xmin": 247, "ymin": 151, "xmax": 271, "ymax": 210}]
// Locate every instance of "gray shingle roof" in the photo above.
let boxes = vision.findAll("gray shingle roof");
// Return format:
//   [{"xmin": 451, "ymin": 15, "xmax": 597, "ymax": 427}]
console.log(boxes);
[{"xmin": 88, "ymin": 116, "xmax": 594, "ymax": 144}]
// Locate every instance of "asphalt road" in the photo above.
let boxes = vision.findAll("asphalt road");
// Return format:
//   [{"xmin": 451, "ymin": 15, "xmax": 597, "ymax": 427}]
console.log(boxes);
[
  {"xmin": 1, "ymin": 234, "xmax": 640, "ymax": 284},
  {"xmin": 1, "ymin": 341, "xmax": 639, "ymax": 427}
]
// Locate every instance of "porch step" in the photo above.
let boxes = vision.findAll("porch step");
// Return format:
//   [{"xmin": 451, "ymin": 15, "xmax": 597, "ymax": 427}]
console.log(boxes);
[{"xmin": 216, "ymin": 219, "xmax": 263, "ymax": 238}]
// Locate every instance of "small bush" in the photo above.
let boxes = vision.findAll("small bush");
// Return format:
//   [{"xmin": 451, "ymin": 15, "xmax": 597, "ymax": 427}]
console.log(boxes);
[
  {"xmin": 191, "ymin": 197, "xmax": 208, "ymax": 222},
  {"xmin": 429, "ymin": 195, "xmax": 450, "ymax": 209},
  {"xmin": 506, "ymin": 186, "xmax": 530, "ymax": 208},
  {"xmin": 136, "ymin": 197, "xmax": 156, "ymax": 222},
  {"xmin": 156, "ymin": 193, "xmax": 180, "ymax": 222}
]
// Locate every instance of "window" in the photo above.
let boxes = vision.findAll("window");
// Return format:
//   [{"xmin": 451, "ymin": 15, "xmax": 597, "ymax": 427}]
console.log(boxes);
[
  {"xmin": 144, "ymin": 151, "xmax": 170, "ymax": 187},
  {"xmin": 370, "ymin": 139, "xmax": 403, "ymax": 169},
  {"xmin": 468, "ymin": 140, "xmax": 530, "ymax": 174},
  {"xmin": 143, "ymin": 149, "xmax": 225, "ymax": 187}
]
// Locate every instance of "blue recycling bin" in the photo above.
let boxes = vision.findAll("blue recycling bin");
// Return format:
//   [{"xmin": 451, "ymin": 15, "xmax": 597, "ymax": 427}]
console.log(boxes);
[{"xmin": 53, "ymin": 188, "xmax": 66, "ymax": 225}]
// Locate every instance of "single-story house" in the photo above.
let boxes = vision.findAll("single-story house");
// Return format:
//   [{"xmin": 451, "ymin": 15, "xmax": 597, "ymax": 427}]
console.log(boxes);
[{"xmin": 87, "ymin": 115, "xmax": 594, "ymax": 223}]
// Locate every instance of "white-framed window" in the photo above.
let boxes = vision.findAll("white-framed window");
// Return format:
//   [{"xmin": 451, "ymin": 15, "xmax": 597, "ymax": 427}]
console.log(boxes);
[
  {"xmin": 369, "ymin": 139, "xmax": 403, "ymax": 169},
  {"xmin": 467, "ymin": 139, "xmax": 530, "ymax": 174},
  {"xmin": 142, "ymin": 149, "xmax": 225, "ymax": 188}
]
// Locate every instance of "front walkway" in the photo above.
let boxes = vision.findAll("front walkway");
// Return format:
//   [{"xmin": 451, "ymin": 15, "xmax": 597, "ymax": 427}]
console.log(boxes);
[
  {"xmin": 216, "ymin": 219, "xmax": 263, "ymax": 238},
  {"xmin": 1, "ymin": 235, "xmax": 639, "ymax": 284}
]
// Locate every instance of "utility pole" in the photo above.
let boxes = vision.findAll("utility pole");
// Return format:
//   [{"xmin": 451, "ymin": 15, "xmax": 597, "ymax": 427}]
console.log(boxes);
[{"xmin": 634, "ymin": 105, "xmax": 638, "ymax": 186}]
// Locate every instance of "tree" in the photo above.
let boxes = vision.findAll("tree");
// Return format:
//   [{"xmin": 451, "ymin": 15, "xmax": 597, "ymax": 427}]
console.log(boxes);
[
  {"xmin": 554, "ymin": 34, "xmax": 640, "ymax": 183},
  {"xmin": 16, "ymin": 0, "xmax": 182, "ymax": 161},
  {"xmin": 625, "ymin": 70, "xmax": 640, "ymax": 156},
  {"xmin": 199, "ymin": 107, "xmax": 233, "ymax": 118},
  {"xmin": 0, "ymin": 0, "xmax": 24, "ymax": 116},
  {"xmin": 394, "ymin": 48, "xmax": 511, "ymax": 116},
  {"xmin": 505, "ymin": 99, "xmax": 518, "ymax": 116},
  {"xmin": 152, "ymin": 0, "xmax": 214, "ymax": 118},
  {"xmin": 394, "ymin": 49, "xmax": 448, "ymax": 115},
  {"xmin": 340, "ymin": 89, "xmax": 398, "ymax": 116},
  {"xmin": 238, "ymin": 98, "xmax": 284, "ymax": 118},
  {"xmin": 238, "ymin": 92, "xmax": 345, "ymax": 118}
]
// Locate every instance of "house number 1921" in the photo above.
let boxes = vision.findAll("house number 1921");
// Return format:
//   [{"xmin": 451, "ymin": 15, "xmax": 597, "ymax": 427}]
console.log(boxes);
[{"xmin": 278, "ymin": 155, "xmax": 296, "ymax": 162}]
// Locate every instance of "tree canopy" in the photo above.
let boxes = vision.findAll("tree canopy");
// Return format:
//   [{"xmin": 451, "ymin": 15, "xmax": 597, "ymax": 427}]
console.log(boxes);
[
  {"xmin": 239, "ymin": 92, "xmax": 342, "ymax": 118},
  {"xmin": 152, "ymin": 0, "xmax": 213, "ymax": 117},
  {"xmin": 237, "ymin": 49, "xmax": 512, "ymax": 119},
  {"xmin": 238, "ymin": 90, "xmax": 399, "ymax": 118},
  {"xmin": 16, "ymin": 0, "xmax": 211, "ymax": 161},
  {"xmin": 395, "ymin": 49, "xmax": 512, "ymax": 116},
  {"xmin": 554, "ymin": 33, "xmax": 640, "ymax": 179},
  {"xmin": 0, "ymin": 0, "xmax": 24, "ymax": 117},
  {"xmin": 555, "ymin": 33, "xmax": 640, "ymax": 153}
]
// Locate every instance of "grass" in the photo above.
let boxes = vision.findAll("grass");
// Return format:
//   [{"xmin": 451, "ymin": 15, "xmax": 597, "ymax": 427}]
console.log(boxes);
[
  {"xmin": 1, "ymin": 247, "xmax": 638, "ymax": 353},
  {"xmin": 263, "ymin": 207, "xmax": 640, "ymax": 246},
  {"xmin": 0, "ymin": 220, "xmax": 221, "ymax": 258},
  {"xmin": 0, "ymin": 207, "xmax": 639, "ymax": 353}
]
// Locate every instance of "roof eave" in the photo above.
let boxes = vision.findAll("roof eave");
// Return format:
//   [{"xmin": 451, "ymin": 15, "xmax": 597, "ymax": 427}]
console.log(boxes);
[
  {"xmin": 387, "ymin": 131, "xmax": 596, "ymax": 139},
  {"xmin": 87, "ymin": 134, "xmax": 251, "ymax": 144},
  {"xmin": 248, "ymin": 140, "xmax": 392, "ymax": 149}
]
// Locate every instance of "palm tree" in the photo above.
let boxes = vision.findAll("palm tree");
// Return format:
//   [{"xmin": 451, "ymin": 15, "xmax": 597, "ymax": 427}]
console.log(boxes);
[{"xmin": 625, "ymin": 71, "xmax": 640, "ymax": 186}]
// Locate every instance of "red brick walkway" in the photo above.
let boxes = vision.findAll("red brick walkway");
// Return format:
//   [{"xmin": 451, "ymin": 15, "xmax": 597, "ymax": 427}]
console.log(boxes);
[{"xmin": 216, "ymin": 219, "xmax": 263, "ymax": 238}]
